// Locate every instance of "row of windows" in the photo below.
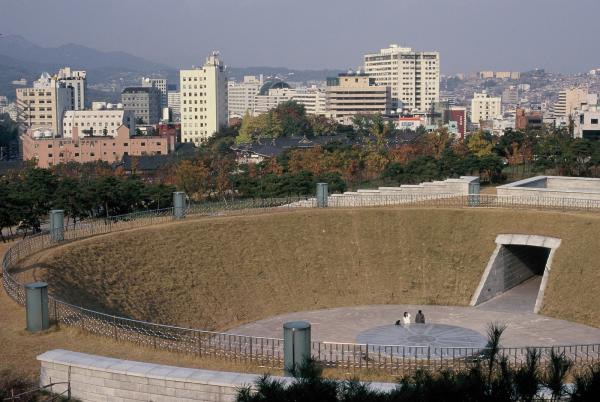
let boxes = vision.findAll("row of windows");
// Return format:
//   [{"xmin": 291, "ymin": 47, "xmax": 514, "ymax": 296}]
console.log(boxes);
[{"xmin": 182, "ymin": 76, "xmax": 208, "ymax": 81}]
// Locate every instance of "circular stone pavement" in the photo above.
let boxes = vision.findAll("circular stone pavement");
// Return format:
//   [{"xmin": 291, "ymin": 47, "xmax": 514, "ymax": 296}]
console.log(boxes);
[
  {"xmin": 230, "ymin": 304, "xmax": 600, "ymax": 347},
  {"xmin": 356, "ymin": 323, "xmax": 488, "ymax": 348}
]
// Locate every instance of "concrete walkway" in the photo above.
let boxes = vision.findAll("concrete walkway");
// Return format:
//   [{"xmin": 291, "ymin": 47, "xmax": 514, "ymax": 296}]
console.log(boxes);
[
  {"xmin": 230, "ymin": 303, "xmax": 600, "ymax": 347},
  {"xmin": 476, "ymin": 276, "xmax": 542, "ymax": 313}
]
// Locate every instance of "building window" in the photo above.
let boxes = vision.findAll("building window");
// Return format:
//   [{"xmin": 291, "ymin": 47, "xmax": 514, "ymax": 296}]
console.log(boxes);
[{"xmin": 592, "ymin": 119, "xmax": 599, "ymax": 125}]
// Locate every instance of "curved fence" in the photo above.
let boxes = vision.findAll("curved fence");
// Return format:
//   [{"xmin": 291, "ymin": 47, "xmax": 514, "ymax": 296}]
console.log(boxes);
[{"xmin": 3, "ymin": 194, "xmax": 600, "ymax": 375}]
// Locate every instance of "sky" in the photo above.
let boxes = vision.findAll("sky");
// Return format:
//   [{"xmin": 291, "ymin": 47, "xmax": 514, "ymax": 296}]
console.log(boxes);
[{"xmin": 0, "ymin": 0, "xmax": 599, "ymax": 73}]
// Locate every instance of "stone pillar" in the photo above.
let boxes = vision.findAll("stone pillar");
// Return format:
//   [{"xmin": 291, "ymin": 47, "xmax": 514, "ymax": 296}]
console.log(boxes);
[
  {"xmin": 283, "ymin": 321, "xmax": 311, "ymax": 376},
  {"xmin": 316, "ymin": 183, "xmax": 328, "ymax": 208},
  {"xmin": 173, "ymin": 192, "xmax": 186, "ymax": 219},
  {"xmin": 26, "ymin": 282, "xmax": 49, "ymax": 332},
  {"xmin": 49, "ymin": 209, "xmax": 64, "ymax": 241}
]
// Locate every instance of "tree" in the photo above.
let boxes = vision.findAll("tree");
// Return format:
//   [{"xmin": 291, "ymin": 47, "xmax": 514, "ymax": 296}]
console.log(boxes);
[
  {"xmin": 308, "ymin": 114, "xmax": 337, "ymax": 136},
  {"xmin": 172, "ymin": 160, "xmax": 210, "ymax": 199},
  {"xmin": 273, "ymin": 100, "xmax": 310, "ymax": 137},
  {"xmin": 466, "ymin": 130, "xmax": 494, "ymax": 157}
]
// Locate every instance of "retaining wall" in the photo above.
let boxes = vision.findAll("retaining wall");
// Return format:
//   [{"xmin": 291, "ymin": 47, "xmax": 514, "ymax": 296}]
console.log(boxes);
[
  {"xmin": 293, "ymin": 176, "xmax": 480, "ymax": 207},
  {"xmin": 38, "ymin": 349, "xmax": 396, "ymax": 402}
]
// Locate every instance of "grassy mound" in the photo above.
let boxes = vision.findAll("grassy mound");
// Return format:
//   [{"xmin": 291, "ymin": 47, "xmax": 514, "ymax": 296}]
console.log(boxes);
[{"xmin": 23, "ymin": 208, "xmax": 600, "ymax": 330}]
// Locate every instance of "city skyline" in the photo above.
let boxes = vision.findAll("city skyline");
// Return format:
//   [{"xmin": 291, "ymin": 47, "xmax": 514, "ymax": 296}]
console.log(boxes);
[{"xmin": 0, "ymin": 0, "xmax": 599, "ymax": 74}]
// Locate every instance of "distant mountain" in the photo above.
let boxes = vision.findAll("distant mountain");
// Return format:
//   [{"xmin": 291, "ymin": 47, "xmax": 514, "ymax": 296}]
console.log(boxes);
[
  {"xmin": 0, "ymin": 35, "xmax": 341, "ymax": 102},
  {"xmin": 0, "ymin": 35, "xmax": 173, "ymax": 73}
]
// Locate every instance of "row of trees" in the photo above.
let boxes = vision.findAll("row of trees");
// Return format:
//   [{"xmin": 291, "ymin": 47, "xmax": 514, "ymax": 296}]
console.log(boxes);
[
  {"xmin": 238, "ymin": 325, "xmax": 600, "ymax": 402},
  {"xmin": 0, "ymin": 164, "xmax": 174, "ymax": 240}
]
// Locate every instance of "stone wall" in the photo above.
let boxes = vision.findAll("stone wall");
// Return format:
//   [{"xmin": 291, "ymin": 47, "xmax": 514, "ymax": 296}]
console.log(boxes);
[
  {"xmin": 38, "ymin": 349, "xmax": 396, "ymax": 402},
  {"xmin": 497, "ymin": 176, "xmax": 600, "ymax": 204},
  {"xmin": 292, "ymin": 176, "xmax": 480, "ymax": 207}
]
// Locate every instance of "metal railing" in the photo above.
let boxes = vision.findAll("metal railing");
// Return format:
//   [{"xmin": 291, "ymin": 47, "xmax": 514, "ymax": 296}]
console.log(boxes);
[{"xmin": 3, "ymin": 194, "xmax": 600, "ymax": 375}]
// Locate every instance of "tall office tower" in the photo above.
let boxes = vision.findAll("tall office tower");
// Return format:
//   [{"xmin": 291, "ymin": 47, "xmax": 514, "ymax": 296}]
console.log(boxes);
[
  {"xmin": 471, "ymin": 92, "xmax": 502, "ymax": 123},
  {"xmin": 228, "ymin": 75, "xmax": 263, "ymax": 118},
  {"xmin": 16, "ymin": 72, "xmax": 73, "ymax": 135},
  {"xmin": 121, "ymin": 87, "xmax": 162, "ymax": 125},
  {"xmin": 142, "ymin": 77, "xmax": 168, "ymax": 110},
  {"xmin": 57, "ymin": 67, "xmax": 87, "ymax": 110},
  {"xmin": 179, "ymin": 52, "xmax": 228, "ymax": 144},
  {"xmin": 363, "ymin": 44, "xmax": 440, "ymax": 113}
]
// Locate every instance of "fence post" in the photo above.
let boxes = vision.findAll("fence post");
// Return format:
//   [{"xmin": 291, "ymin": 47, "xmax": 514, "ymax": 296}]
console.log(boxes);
[
  {"xmin": 173, "ymin": 192, "xmax": 186, "ymax": 219},
  {"xmin": 316, "ymin": 183, "xmax": 328, "ymax": 208},
  {"xmin": 49, "ymin": 210, "xmax": 65, "ymax": 242},
  {"xmin": 283, "ymin": 321, "xmax": 311, "ymax": 376}
]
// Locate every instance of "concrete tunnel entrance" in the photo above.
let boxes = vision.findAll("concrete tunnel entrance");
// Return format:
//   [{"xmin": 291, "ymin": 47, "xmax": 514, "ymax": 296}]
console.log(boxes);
[{"xmin": 471, "ymin": 234, "xmax": 561, "ymax": 313}]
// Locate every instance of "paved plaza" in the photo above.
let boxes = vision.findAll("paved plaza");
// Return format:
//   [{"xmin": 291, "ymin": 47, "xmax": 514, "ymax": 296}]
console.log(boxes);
[{"xmin": 232, "ymin": 280, "xmax": 600, "ymax": 347}]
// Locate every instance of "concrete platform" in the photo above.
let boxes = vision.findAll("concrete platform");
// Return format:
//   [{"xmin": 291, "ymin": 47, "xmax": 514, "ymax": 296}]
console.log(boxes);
[{"xmin": 230, "ymin": 303, "xmax": 600, "ymax": 347}]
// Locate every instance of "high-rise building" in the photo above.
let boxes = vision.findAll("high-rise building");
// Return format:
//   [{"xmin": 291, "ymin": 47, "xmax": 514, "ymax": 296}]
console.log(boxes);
[
  {"xmin": 167, "ymin": 90, "xmax": 181, "ymax": 122},
  {"xmin": 325, "ymin": 73, "xmax": 391, "ymax": 125},
  {"xmin": 471, "ymin": 92, "xmax": 502, "ymax": 124},
  {"xmin": 121, "ymin": 87, "xmax": 162, "ymax": 125},
  {"xmin": 553, "ymin": 88, "xmax": 591, "ymax": 119},
  {"xmin": 142, "ymin": 77, "xmax": 168, "ymax": 109},
  {"xmin": 293, "ymin": 86, "xmax": 327, "ymax": 115},
  {"xmin": 364, "ymin": 44, "xmax": 440, "ymax": 113},
  {"xmin": 228, "ymin": 75, "xmax": 263, "ymax": 118},
  {"xmin": 16, "ymin": 72, "xmax": 73, "ymax": 135},
  {"xmin": 57, "ymin": 67, "xmax": 87, "ymax": 110},
  {"xmin": 180, "ymin": 52, "xmax": 228, "ymax": 144}
]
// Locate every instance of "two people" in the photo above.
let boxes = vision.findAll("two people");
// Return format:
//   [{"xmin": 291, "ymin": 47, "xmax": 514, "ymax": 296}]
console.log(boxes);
[{"xmin": 395, "ymin": 310, "xmax": 425, "ymax": 325}]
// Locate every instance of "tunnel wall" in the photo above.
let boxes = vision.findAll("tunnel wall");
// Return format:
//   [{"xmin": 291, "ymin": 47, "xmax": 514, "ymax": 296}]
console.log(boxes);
[{"xmin": 471, "ymin": 234, "xmax": 561, "ymax": 311}]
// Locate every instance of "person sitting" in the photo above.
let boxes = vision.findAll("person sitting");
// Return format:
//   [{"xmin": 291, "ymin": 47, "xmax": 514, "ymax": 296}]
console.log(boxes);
[
  {"xmin": 402, "ymin": 311, "xmax": 411, "ymax": 325},
  {"xmin": 415, "ymin": 310, "xmax": 425, "ymax": 324}
]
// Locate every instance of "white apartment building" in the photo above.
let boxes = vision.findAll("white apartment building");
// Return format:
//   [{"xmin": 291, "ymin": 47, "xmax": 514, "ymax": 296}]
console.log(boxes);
[
  {"xmin": 574, "ymin": 105, "xmax": 600, "ymax": 139},
  {"xmin": 254, "ymin": 87, "xmax": 296, "ymax": 115},
  {"xmin": 293, "ymin": 86, "xmax": 327, "ymax": 115},
  {"xmin": 167, "ymin": 91, "xmax": 180, "ymax": 122},
  {"xmin": 325, "ymin": 73, "xmax": 391, "ymax": 125},
  {"xmin": 553, "ymin": 88, "xmax": 596, "ymax": 119},
  {"xmin": 471, "ymin": 92, "xmax": 502, "ymax": 123},
  {"xmin": 228, "ymin": 75, "xmax": 263, "ymax": 118},
  {"xmin": 62, "ymin": 105, "xmax": 135, "ymax": 138},
  {"xmin": 180, "ymin": 52, "xmax": 228, "ymax": 144},
  {"xmin": 363, "ymin": 44, "xmax": 440, "ymax": 113},
  {"xmin": 16, "ymin": 72, "xmax": 73, "ymax": 135},
  {"xmin": 57, "ymin": 67, "xmax": 87, "ymax": 110},
  {"xmin": 142, "ymin": 77, "xmax": 168, "ymax": 109}
]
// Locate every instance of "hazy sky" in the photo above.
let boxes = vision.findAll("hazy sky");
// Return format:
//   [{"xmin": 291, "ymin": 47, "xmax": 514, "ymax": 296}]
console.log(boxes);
[{"xmin": 1, "ymin": 0, "xmax": 599, "ymax": 73}]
